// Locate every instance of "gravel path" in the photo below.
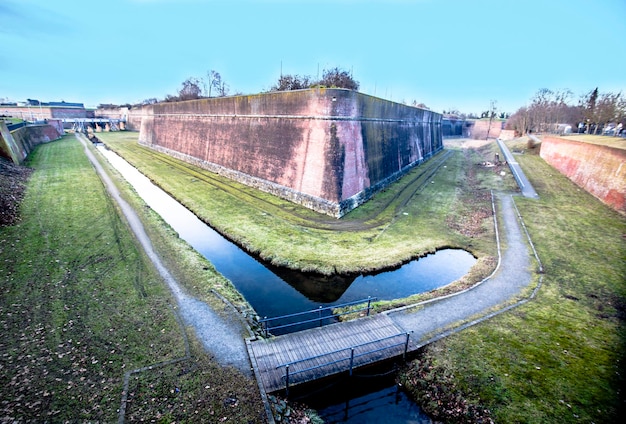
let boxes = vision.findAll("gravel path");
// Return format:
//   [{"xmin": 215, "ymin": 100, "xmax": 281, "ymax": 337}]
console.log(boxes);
[
  {"xmin": 78, "ymin": 134, "xmax": 252, "ymax": 376},
  {"xmin": 386, "ymin": 193, "xmax": 535, "ymax": 346}
]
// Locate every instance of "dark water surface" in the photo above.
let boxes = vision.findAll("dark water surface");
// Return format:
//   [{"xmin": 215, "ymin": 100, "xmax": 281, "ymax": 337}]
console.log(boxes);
[
  {"xmin": 288, "ymin": 362, "xmax": 434, "ymax": 423},
  {"xmin": 98, "ymin": 146, "xmax": 475, "ymax": 321}
]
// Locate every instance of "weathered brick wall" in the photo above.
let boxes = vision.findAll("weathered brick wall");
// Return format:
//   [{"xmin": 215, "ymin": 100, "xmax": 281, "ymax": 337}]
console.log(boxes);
[
  {"xmin": 138, "ymin": 88, "xmax": 442, "ymax": 217},
  {"xmin": 0, "ymin": 123, "xmax": 62, "ymax": 164},
  {"xmin": 95, "ymin": 107, "xmax": 129, "ymax": 121},
  {"xmin": 540, "ymin": 136, "xmax": 626, "ymax": 214},
  {"xmin": 469, "ymin": 119, "xmax": 505, "ymax": 140},
  {"xmin": 0, "ymin": 106, "xmax": 88, "ymax": 120},
  {"xmin": 1, "ymin": 106, "xmax": 53, "ymax": 121},
  {"xmin": 50, "ymin": 107, "xmax": 89, "ymax": 119},
  {"xmin": 126, "ymin": 108, "xmax": 144, "ymax": 131}
]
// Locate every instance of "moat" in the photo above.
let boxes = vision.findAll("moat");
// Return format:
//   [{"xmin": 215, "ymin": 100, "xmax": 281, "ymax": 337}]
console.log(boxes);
[{"xmin": 97, "ymin": 146, "xmax": 476, "ymax": 323}]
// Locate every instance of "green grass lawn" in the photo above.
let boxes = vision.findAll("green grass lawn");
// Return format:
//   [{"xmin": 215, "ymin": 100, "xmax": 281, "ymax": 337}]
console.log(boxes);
[
  {"xmin": 400, "ymin": 142, "xmax": 626, "ymax": 423},
  {"xmin": 561, "ymin": 134, "xmax": 626, "ymax": 150},
  {"xmin": 0, "ymin": 136, "xmax": 265, "ymax": 422}
]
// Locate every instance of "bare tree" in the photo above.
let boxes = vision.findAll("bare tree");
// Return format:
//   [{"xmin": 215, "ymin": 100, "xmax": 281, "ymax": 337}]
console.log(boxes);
[
  {"xmin": 318, "ymin": 67, "xmax": 359, "ymax": 90},
  {"xmin": 178, "ymin": 77, "xmax": 203, "ymax": 101},
  {"xmin": 506, "ymin": 106, "xmax": 531, "ymax": 136},
  {"xmin": 270, "ymin": 74, "xmax": 313, "ymax": 91},
  {"xmin": 552, "ymin": 89, "xmax": 573, "ymax": 128},
  {"xmin": 215, "ymin": 79, "xmax": 229, "ymax": 97},
  {"xmin": 508, "ymin": 88, "xmax": 581, "ymax": 134},
  {"xmin": 581, "ymin": 87, "xmax": 599, "ymax": 133},
  {"xmin": 595, "ymin": 91, "xmax": 622, "ymax": 133},
  {"xmin": 486, "ymin": 100, "xmax": 498, "ymax": 139},
  {"xmin": 206, "ymin": 70, "xmax": 222, "ymax": 97}
]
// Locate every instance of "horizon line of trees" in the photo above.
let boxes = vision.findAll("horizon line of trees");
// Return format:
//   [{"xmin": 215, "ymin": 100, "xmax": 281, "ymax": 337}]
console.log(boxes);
[
  {"xmin": 506, "ymin": 88, "xmax": 625, "ymax": 136},
  {"xmin": 90, "ymin": 71, "xmax": 625, "ymax": 133},
  {"xmin": 142, "ymin": 67, "xmax": 360, "ymax": 107}
]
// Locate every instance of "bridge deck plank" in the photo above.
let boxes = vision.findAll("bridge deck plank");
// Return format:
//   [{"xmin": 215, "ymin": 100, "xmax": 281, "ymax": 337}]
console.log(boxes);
[{"xmin": 248, "ymin": 314, "xmax": 406, "ymax": 393}]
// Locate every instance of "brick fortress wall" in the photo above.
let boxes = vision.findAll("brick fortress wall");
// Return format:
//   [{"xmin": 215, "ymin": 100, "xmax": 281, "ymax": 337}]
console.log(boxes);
[
  {"xmin": 469, "ymin": 119, "xmax": 505, "ymax": 140},
  {"xmin": 0, "ymin": 106, "xmax": 89, "ymax": 120},
  {"xmin": 540, "ymin": 136, "xmax": 626, "ymax": 214},
  {"xmin": 138, "ymin": 88, "xmax": 443, "ymax": 217}
]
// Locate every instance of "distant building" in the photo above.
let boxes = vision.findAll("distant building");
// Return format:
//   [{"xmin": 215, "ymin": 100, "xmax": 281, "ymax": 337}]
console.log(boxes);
[{"xmin": 0, "ymin": 100, "xmax": 93, "ymax": 121}]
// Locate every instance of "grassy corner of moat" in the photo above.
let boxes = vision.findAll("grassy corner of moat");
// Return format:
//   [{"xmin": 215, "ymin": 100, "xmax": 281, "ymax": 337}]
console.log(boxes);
[
  {"xmin": 95, "ymin": 131, "xmax": 502, "ymax": 288},
  {"xmin": 4, "ymin": 132, "xmax": 624, "ymax": 423}
]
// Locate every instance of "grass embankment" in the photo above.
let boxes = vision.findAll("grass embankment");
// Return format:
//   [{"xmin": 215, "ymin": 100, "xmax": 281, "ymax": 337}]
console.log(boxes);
[
  {"xmin": 0, "ymin": 136, "xmax": 265, "ymax": 421},
  {"xmin": 96, "ymin": 132, "xmax": 508, "ymax": 311},
  {"xmin": 400, "ymin": 139, "xmax": 626, "ymax": 423},
  {"xmin": 561, "ymin": 134, "xmax": 626, "ymax": 150}
]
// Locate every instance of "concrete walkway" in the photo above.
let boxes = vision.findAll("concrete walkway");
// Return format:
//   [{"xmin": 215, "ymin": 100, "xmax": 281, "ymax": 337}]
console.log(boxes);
[
  {"xmin": 385, "ymin": 193, "xmax": 538, "ymax": 348},
  {"xmin": 497, "ymin": 138, "xmax": 539, "ymax": 199}
]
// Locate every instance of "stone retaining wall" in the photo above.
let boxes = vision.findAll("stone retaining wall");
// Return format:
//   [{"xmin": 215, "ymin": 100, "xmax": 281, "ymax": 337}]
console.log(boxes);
[{"xmin": 0, "ymin": 123, "xmax": 63, "ymax": 164}]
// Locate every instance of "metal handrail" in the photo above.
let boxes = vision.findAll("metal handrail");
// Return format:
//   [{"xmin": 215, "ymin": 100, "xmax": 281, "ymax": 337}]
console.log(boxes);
[
  {"xmin": 277, "ymin": 331, "xmax": 411, "ymax": 396},
  {"xmin": 259, "ymin": 297, "xmax": 376, "ymax": 336}
]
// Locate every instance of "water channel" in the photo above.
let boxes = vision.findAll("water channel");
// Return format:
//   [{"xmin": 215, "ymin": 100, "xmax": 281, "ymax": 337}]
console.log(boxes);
[
  {"xmin": 97, "ymin": 145, "xmax": 476, "ymax": 423},
  {"xmin": 97, "ymin": 146, "xmax": 475, "ymax": 319}
]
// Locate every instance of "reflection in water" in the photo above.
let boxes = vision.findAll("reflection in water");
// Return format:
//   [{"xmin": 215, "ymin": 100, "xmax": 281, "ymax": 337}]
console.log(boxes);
[
  {"xmin": 317, "ymin": 384, "xmax": 432, "ymax": 424},
  {"xmin": 97, "ymin": 146, "xmax": 476, "ymax": 320},
  {"xmin": 267, "ymin": 264, "xmax": 357, "ymax": 303},
  {"xmin": 289, "ymin": 362, "xmax": 433, "ymax": 424}
]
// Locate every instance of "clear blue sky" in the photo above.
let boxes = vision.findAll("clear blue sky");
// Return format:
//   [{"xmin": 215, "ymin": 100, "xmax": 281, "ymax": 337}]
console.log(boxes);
[{"xmin": 2, "ymin": 0, "xmax": 625, "ymax": 115}]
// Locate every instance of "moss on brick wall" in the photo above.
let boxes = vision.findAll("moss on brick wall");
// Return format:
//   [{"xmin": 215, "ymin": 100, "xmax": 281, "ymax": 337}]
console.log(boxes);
[{"xmin": 138, "ymin": 89, "xmax": 442, "ymax": 217}]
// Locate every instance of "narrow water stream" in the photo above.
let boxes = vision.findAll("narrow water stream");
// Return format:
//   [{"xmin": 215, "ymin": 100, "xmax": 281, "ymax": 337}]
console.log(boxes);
[{"xmin": 97, "ymin": 145, "xmax": 474, "ymax": 423}]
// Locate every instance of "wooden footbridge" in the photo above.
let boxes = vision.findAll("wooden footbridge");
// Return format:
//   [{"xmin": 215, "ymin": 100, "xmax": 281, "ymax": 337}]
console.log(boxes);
[{"xmin": 246, "ymin": 300, "xmax": 411, "ymax": 395}]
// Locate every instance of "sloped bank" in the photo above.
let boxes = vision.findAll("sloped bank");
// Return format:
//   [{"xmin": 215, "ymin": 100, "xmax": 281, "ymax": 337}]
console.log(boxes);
[
  {"xmin": 539, "ymin": 136, "xmax": 625, "ymax": 214},
  {"xmin": 0, "ymin": 121, "xmax": 63, "ymax": 164}
]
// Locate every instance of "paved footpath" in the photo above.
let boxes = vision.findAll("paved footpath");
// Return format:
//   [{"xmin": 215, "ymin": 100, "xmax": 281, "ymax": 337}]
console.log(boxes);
[
  {"xmin": 497, "ymin": 138, "xmax": 539, "ymax": 199},
  {"xmin": 386, "ymin": 193, "xmax": 536, "ymax": 349},
  {"xmin": 77, "ymin": 134, "xmax": 252, "ymax": 376}
]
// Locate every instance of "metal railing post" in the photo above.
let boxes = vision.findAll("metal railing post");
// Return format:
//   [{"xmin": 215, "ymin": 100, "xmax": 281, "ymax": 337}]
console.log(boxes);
[
  {"xmin": 349, "ymin": 348, "xmax": 355, "ymax": 376},
  {"xmin": 318, "ymin": 306, "xmax": 323, "ymax": 327},
  {"xmin": 366, "ymin": 296, "xmax": 372, "ymax": 316},
  {"xmin": 403, "ymin": 333, "xmax": 410, "ymax": 360},
  {"xmin": 263, "ymin": 317, "xmax": 268, "ymax": 337},
  {"xmin": 285, "ymin": 364, "xmax": 290, "ymax": 398}
]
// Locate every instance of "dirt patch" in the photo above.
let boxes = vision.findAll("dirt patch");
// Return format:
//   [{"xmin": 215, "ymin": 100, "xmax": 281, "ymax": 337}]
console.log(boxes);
[
  {"xmin": 444, "ymin": 138, "xmax": 492, "ymax": 150},
  {"xmin": 0, "ymin": 157, "xmax": 32, "ymax": 226},
  {"xmin": 446, "ymin": 189, "xmax": 492, "ymax": 237},
  {"xmin": 398, "ymin": 357, "xmax": 494, "ymax": 423}
]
